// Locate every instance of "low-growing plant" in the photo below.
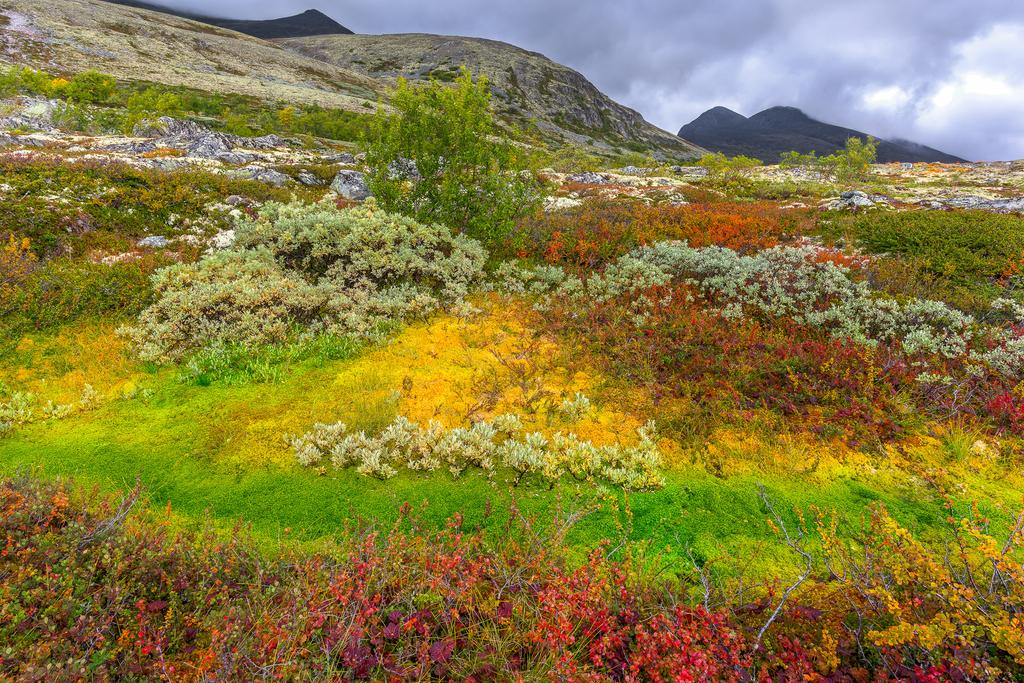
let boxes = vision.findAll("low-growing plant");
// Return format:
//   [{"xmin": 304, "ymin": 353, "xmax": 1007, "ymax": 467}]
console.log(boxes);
[
  {"xmin": 2, "ymin": 256, "xmax": 155, "ymax": 344},
  {"xmin": 825, "ymin": 209, "xmax": 1024, "ymax": 287},
  {"xmin": 290, "ymin": 413, "xmax": 664, "ymax": 490},
  {"xmin": 508, "ymin": 200, "xmax": 798, "ymax": 269},
  {"xmin": 124, "ymin": 200, "xmax": 487, "ymax": 362},
  {"xmin": 3, "ymin": 475, "xmax": 1023, "ymax": 680}
]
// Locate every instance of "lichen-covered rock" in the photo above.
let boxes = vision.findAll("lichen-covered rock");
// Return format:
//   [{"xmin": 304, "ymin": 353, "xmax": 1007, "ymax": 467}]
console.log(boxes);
[{"xmin": 331, "ymin": 170, "xmax": 371, "ymax": 200}]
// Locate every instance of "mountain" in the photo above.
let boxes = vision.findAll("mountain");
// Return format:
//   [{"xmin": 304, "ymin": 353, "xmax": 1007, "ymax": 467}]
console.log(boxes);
[
  {"xmin": 678, "ymin": 106, "xmax": 966, "ymax": 163},
  {"xmin": 2, "ymin": 0, "xmax": 380, "ymax": 110},
  {"xmin": 102, "ymin": 1, "xmax": 353, "ymax": 39},
  {"xmin": 4, "ymin": 0, "xmax": 700, "ymax": 158},
  {"xmin": 281, "ymin": 33, "xmax": 704, "ymax": 159}
]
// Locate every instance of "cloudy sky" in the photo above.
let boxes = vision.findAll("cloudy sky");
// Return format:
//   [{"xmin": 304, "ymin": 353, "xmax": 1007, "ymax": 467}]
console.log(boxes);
[{"xmin": 161, "ymin": 0, "xmax": 1024, "ymax": 160}]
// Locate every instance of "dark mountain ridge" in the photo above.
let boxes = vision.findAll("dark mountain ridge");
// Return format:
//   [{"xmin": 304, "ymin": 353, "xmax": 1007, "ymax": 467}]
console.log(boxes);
[
  {"xmin": 102, "ymin": 1, "xmax": 353, "ymax": 39},
  {"xmin": 679, "ymin": 106, "xmax": 966, "ymax": 163}
]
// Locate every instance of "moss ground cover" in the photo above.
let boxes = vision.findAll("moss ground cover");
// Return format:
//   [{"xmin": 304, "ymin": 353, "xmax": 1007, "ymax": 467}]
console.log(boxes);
[{"xmin": 1, "ymin": 301, "xmax": 1017, "ymax": 579}]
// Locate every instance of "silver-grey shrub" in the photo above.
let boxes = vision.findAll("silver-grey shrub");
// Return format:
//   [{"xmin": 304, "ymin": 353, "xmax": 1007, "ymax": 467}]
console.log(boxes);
[
  {"xmin": 501, "ymin": 242, "xmax": 983, "ymax": 363},
  {"xmin": 290, "ymin": 414, "xmax": 664, "ymax": 491},
  {"xmin": 124, "ymin": 200, "xmax": 487, "ymax": 362}
]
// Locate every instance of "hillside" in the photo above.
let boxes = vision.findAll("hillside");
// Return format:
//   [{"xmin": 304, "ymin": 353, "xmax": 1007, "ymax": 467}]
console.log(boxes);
[
  {"xmin": 282, "ymin": 33, "xmax": 704, "ymax": 159},
  {"xmin": 0, "ymin": 0, "xmax": 380, "ymax": 110},
  {"xmin": 679, "ymin": 105, "xmax": 966, "ymax": 163},
  {"xmin": 102, "ymin": 2, "xmax": 354, "ymax": 39}
]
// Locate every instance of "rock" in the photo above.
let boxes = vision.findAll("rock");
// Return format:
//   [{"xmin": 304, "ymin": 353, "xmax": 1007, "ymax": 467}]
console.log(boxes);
[
  {"xmin": 143, "ymin": 158, "xmax": 187, "ymax": 172},
  {"xmin": 133, "ymin": 117, "xmax": 207, "ymax": 139},
  {"xmin": 0, "ymin": 133, "xmax": 46, "ymax": 148},
  {"xmin": 543, "ymin": 196, "xmax": 584, "ymax": 212},
  {"xmin": 939, "ymin": 196, "xmax": 1024, "ymax": 213},
  {"xmin": 566, "ymin": 171, "xmax": 613, "ymax": 185},
  {"xmin": 131, "ymin": 116, "xmax": 283, "ymax": 162},
  {"xmin": 841, "ymin": 190, "xmax": 875, "ymax": 207},
  {"xmin": 229, "ymin": 166, "xmax": 291, "ymax": 187},
  {"xmin": 224, "ymin": 195, "xmax": 247, "ymax": 206},
  {"xmin": 331, "ymin": 170, "xmax": 371, "ymax": 200},
  {"xmin": 208, "ymin": 229, "xmax": 236, "ymax": 250},
  {"xmin": 137, "ymin": 236, "xmax": 171, "ymax": 248},
  {"xmin": 185, "ymin": 133, "xmax": 232, "ymax": 159},
  {"xmin": 619, "ymin": 165, "xmax": 650, "ymax": 176},
  {"xmin": 0, "ymin": 97, "xmax": 60, "ymax": 132},
  {"xmin": 325, "ymin": 152, "xmax": 356, "ymax": 164},
  {"xmin": 102, "ymin": 141, "xmax": 158, "ymax": 154},
  {"xmin": 671, "ymin": 166, "xmax": 709, "ymax": 178},
  {"xmin": 296, "ymin": 171, "xmax": 325, "ymax": 187},
  {"xmin": 824, "ymin": 191, "xmax": 879, "ymax": 211}
]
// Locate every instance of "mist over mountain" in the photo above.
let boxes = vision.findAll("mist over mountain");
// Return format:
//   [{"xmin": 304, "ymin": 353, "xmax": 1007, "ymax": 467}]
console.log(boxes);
[
  {"xmin": 679, "ymin": 106, "xmax": 966, "ymax": 163},
  {"xmin": 103, "ymin": 0, "xmax": 352, "ymax": 38}
]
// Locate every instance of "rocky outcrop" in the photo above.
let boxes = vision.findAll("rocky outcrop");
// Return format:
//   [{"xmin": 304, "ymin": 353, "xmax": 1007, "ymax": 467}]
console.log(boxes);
[
  {"xmin": 127, "ymin": 117, "xmax": 287, "ymax": 163},
  {"xmin": 0, "ymin": 97, "xmax": 61, "ymax": 131}
]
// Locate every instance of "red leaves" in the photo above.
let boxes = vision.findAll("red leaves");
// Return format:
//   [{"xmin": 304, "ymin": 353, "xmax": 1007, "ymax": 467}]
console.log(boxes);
[{"xmin": 5, "ymin": 477, "xmax": 1022, "ymax": 681}]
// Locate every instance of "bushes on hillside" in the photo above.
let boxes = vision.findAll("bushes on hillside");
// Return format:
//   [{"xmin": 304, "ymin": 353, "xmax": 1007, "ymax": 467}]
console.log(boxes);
[
  {"xmin": 2, "ymin": 255, "xmax": 155, "ymax": 345},
  {"xmin": 124, "ymin": 200, "xmax": 486, "ymax": 362},
  {"xmin": 366, "ymin": 69, "xmax": 539, "ymax": 245}
]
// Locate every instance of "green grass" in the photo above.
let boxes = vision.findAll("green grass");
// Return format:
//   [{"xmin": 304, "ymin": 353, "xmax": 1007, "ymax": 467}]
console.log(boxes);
[{"xmin": 0, "ymin": 343, "xmax": 994, "ymax": 577}]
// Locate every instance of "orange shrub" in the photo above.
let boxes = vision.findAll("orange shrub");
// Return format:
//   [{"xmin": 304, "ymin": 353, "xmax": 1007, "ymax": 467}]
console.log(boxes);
[
  {"xmin": 0, "ymin": 235, "xmax": 37, "ymax": 294},
  {"xmin": 511, "ymin": 200, "xmax": 808, "ymax": 270}
]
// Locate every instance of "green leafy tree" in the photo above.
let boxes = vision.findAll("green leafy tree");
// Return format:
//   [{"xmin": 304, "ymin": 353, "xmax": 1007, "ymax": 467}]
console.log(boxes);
[{"xmin": 365, "ymin": 68, "xmax": 539, "ymax": 245}]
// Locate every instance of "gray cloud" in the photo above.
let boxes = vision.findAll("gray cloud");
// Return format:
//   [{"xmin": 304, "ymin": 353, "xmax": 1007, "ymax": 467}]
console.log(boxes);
[{"xmin": 162, "ymin": 0, "xmax": 1024, "ymax": 160}]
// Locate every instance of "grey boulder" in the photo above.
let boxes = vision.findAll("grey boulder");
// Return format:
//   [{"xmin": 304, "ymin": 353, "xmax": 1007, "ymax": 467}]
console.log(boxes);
[{"xmin": 331, "ymin": 170, "xmax": 371, "ymax": 200}]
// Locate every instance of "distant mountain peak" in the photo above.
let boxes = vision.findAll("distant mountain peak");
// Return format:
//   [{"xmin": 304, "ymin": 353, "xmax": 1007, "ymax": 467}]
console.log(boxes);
[
  {"xmin": 102, "ymin": 1, "xmax": 353, "ymax": 38},
  {"xmin": 678, "ymin": 104, "xmax": 966, "ymax": 164},
  {"xmin": 750, "ymin": 105, "xmax": 811, "ymax": 121},
  {"xmin": 688, "ymin": 106, "xmax": 747, "ymax": 129}
]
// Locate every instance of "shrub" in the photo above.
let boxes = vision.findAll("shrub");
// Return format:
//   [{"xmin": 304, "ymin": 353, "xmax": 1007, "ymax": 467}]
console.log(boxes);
[
  {"xmin": 63, "ymin": 70, "xmax": 116, "ymax": 104},
  {"xmin": 697, "ymin": 151, "xmax": 763, "ymax": 180},
  {"xmin": 3, "ymin": 475, "xmax": 1023, "ymax": 680},
  {"xmin": 829, "ymin": 210, "xmax": 1024, "ymax": 286},
  {"xmin": 2, "ymin": 256, "xmax": 155, "ymax": 344},
  {"xmin": 509, "ymin": 201, "xmax": 797, "ymax": 269},
  {"xmin": 124, "ymin": 249, "xmax": 325, "ymax": 363},
  {"xmin": 781, "ymin": 136, "xmax": 877, "ymax": 182},
  {"xmin": 503, "ymin": 241, "xmax": 982, "ymax": 360},
  {"xmin": 366, "ymin": 69, "xmax": 540, "ymax": 245},
  {"xmin": 0, "ymin": 235, "xmax": 37, "ymax": 297},
  {"xmin": 290, "ymin": 413, "xmax": 664, "ymax": 490},
  {"xmin": 125, "ymin": 201, "xmax": 487, "ymax": 362},
  {"xmin": 0, "ymin": 157, "xmax": 319, "ymax": 257},
  {"xmin": 501, "ymin": 240, "xmax": 1024, "ymax": 435}
]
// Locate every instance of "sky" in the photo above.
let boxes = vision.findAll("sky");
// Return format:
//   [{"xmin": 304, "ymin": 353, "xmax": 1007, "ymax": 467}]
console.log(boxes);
[{"xmin": 160, "ymin": 0, "xmax": 1024, "ymax": 160}]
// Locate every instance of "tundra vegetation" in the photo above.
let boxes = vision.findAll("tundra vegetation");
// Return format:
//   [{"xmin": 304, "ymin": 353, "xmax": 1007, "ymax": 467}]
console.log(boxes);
[{"xmin": 2, "ymin": 63, "xmax": 1024, "ymax": 680}]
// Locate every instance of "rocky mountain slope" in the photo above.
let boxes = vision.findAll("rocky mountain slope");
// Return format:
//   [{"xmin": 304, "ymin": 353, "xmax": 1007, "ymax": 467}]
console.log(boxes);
[
  {"xmin": 0, "ymin": 0, "xmax": 380, "ymax": 110},
  {"xmin": 679, "ymin": 106, "xmax": 965, "ymax": 163},
  {"xmin": 282, "ymin": 34, "xmax": 704, "ymax": 159},
  {"xmin": 103, "ymin": 2, "xmax": 353, "ymax": 39}
]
